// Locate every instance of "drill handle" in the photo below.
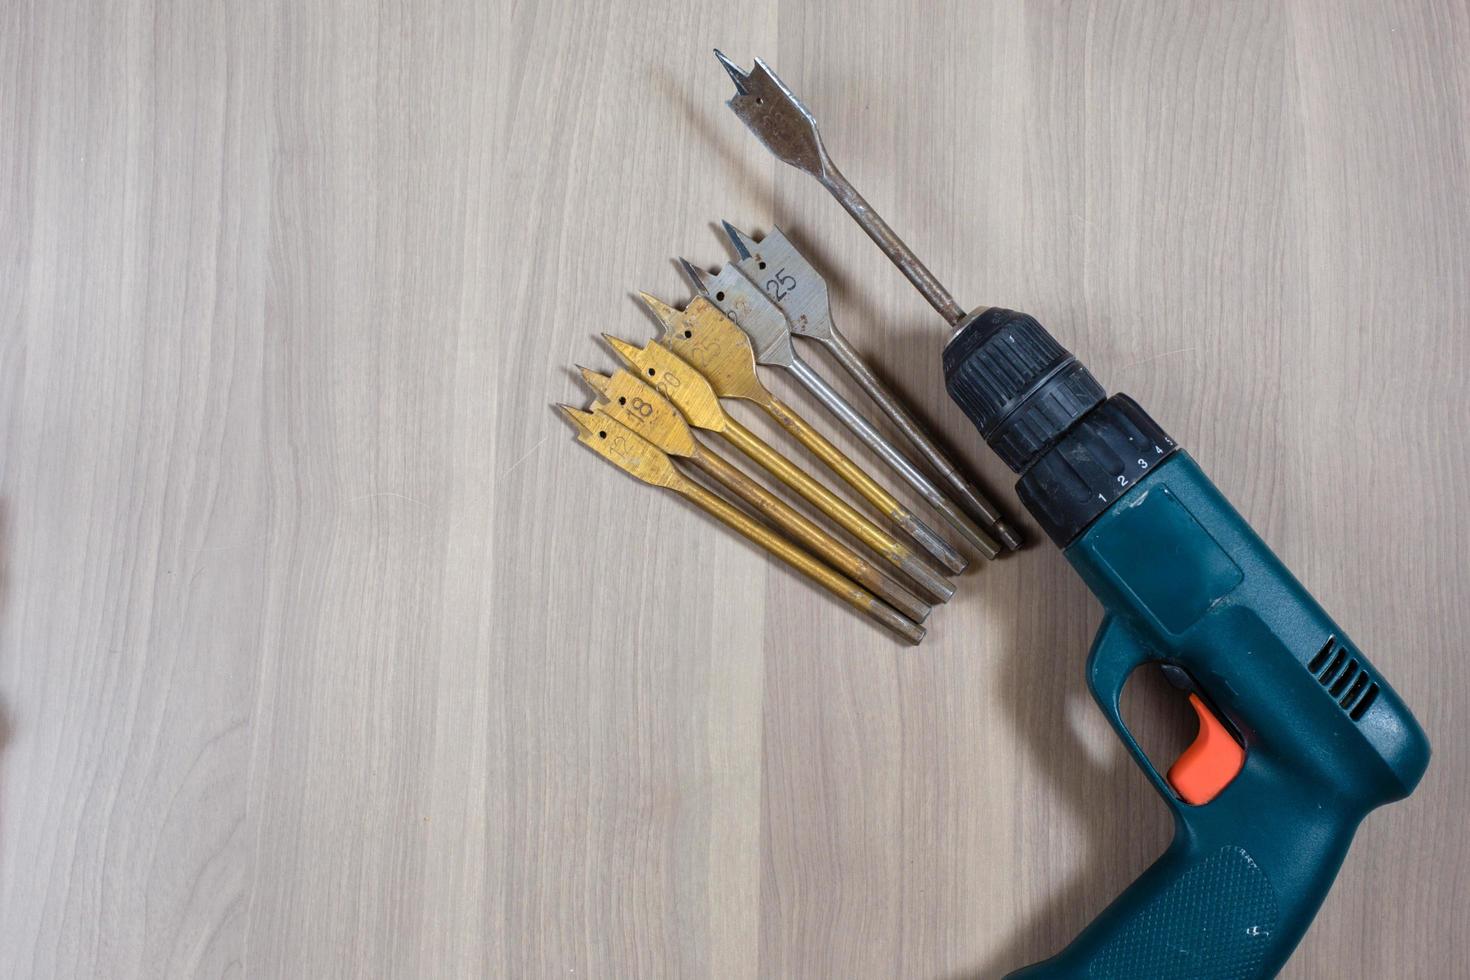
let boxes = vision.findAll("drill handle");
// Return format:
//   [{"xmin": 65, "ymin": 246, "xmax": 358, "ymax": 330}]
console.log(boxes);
[{"xmin": 1006, "ymin": 616, "xmax": 1359, "ymax": 979}]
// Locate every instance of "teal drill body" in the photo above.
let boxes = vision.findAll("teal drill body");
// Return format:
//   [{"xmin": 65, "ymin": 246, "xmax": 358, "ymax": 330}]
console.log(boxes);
[
  {"xmin": 705, "ymin": 53, "xmax": 1431, "ymax": 975},
  {"xmin": 943, "ymin": 308, "xmax": 1431, "ymax": 978},
  {"xmin": 1011, "ymin": 450, "xmax": 1430, "ymax": 977}
]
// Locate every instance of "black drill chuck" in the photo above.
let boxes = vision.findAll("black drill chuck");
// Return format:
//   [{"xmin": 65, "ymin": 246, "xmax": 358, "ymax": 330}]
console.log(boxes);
[
  {"xmin": 943, "ymin": 307, "xmax": 1177, "ymax": 546},
  {"xmin": 942, "ymin": 308, "xmax": 1106, "ymax": 472}
]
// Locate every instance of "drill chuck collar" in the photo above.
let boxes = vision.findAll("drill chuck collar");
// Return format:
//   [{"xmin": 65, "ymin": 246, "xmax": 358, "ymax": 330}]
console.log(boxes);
[{"xmin": 943, "ymin": 308, "xmax": 1177, "ymax": 546}]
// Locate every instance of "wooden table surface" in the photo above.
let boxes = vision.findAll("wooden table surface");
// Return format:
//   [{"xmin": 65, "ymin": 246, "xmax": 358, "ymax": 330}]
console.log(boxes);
[{"xmin": 4, "ymin": 1, "xmax": 1468, "ymax": 977}]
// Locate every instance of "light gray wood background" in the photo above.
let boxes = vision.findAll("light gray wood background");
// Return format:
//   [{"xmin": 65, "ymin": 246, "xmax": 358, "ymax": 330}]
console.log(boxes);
[{"xmin": 2, "ymin": 0, "xmax": 1467, "ymax": 976}]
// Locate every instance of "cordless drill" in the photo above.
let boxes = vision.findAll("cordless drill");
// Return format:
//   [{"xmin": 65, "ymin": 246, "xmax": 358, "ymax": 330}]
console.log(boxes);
[
  {"xmin": 943, "ymin": 308, "xmax": 1431, "ymax": 977},
  {"xmin": 713, "ymin": 51, "xmax": 1433, "ymax": 977}
]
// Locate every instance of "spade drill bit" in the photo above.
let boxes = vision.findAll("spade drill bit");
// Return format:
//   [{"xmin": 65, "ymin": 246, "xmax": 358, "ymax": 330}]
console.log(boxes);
[
  {"xmin": 721, "ymin": 222, "xmax": 1023, "ymax": 552},
  {"xmin": 578, "ymin": 365, "xmax": 931, "ymax": 623},
  {"xmin": 679, "ymin": 258, "xmax": 1002, "ymax": 561},
  {"xmin": 641, "ymin": 291, "xmax": 985, "ymax": 568},
  {"xmin": 713, "ymin": 51, "xmax": 964, "ymax": 323},
  {"xmin": 559, "ymin": 406, "xmax": 925, "ymax": 644},
  {"xmin": 713, "ymin": 51, "xmax": 1023, "ymax": 550},
  {"xmin": 600, "ymin": 333, "xmax": 955, "ymax": 604}
]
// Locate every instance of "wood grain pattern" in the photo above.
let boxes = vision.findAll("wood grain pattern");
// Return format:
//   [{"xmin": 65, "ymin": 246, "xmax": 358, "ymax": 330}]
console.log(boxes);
[{"xmin": 2, "ymin": 0, "xmax": 1467, "ymax": 976}]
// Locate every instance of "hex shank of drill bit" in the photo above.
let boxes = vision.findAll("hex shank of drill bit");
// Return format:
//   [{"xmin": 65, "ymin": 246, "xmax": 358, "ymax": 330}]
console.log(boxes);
[
  {"xmin": 785, "ymin": 416, "xmax": 970, "ymax": 568},
  {"xmin": 760, "ymin": 387, "xmax": 1001, "ymax": 561},
  {"xmin": 820, "ymin": 328, "xmax": 1023, "ymax": 550},
  {"xmin": 783, "ymin": 354, "xmax": 1002, "ymax": 562},
  {"xmin": 718, "ymin": 416, "xmax": 956, "ymax": 604},
  {"xmin": 678, "ymin": 479, "xmax": 926, "ymax": 645},
  {"xmin": 686, "ymin": 443, "xmax": 932, "ymax": 623},
  {"xmin": 756, "ymin": 382, "xmax": 974, "ymax": 569}
]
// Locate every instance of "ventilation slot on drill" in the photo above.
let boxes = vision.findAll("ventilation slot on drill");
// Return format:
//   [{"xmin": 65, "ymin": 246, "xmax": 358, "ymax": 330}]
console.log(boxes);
[
  {"xmin": 1349, "ymin": 683, "xmax": 1380, "ymax": 720},
  {"xmin": 1318, "ymin": 648, "xmax": 1348, "ymax": 686},
  {"xmin": 1307, "ymin": 635, "xmax": 1379, "ymax": 721},
  {"xmin": 1307, "ymin": 637, "xmax": 1335, "ymax": 674}
]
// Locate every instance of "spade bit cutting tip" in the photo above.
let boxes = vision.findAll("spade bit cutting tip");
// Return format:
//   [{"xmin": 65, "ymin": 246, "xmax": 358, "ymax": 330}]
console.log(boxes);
[
  {"xmin": 636, "ymin": 291, "xmax": 685, "ymax": 332},
  {"xmin": 713, "ymin": 51, "xmax": 966, "ymax": 325},
  {"xmin": 561, "ymin": 405, "xmax": 925, "ymax": 644},
  {"xmin": 681, "ymin": 256, "xmax": 999, "ymax": 561},
  {"xmin": 678, "ymin": 258, "xmax": 705, "ymax": 289},
  {"xmin": 582, "ymin": 367, "xmax": 931, "ymax": 623},
  {"xmin": 712, "ymin": 49, "xmax": 750, "ymax": 95},
  {"xmin": 601, "ymin": 333, "xmax": 644, "ymax": 365},
  {"xmin": 719, "ymin": 222, "xmax": 1022, "ymax": 552},
  {"xmin": 601, "ymin": 332, "xmax": 954, "ymax": 603},
  {"xmin": 712, "ymin": 51, "xmax": 835, "ymax": 187},
  {"xmin": 576, "ymin": 365, "xmax": 612, "ymax": 393},
  {"xmin": 723, "ymin": 219, "xmax": 753, "ymax": 259}
]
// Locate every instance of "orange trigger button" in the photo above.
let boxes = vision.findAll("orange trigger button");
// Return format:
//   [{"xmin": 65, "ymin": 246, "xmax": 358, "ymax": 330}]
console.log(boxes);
[{"xmin": 1166, "ymin": 693, "xmax": 1245, "ymax": 805}]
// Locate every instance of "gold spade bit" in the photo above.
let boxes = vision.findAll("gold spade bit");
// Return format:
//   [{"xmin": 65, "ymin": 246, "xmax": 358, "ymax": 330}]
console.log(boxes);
[
  {"xmin": 600, "ymin": 333, "xmax": 955, "ymax": 604},
  {"xmin": 642, "ymin": 292, "xmax": 999, "ymax": 562},
  {"xmin": 579, "ymin": 366, "xmax": 931, "ymax": 624},
  {"xmin": 558, "ymin": 405, "xmax": 926, "ymax": 645}
]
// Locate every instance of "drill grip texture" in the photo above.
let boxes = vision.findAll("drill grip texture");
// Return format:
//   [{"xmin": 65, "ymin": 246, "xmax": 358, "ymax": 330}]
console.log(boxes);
[{"xmin": 1007, "ymin": 616, "xmax": 1358, "ymax": 979}]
